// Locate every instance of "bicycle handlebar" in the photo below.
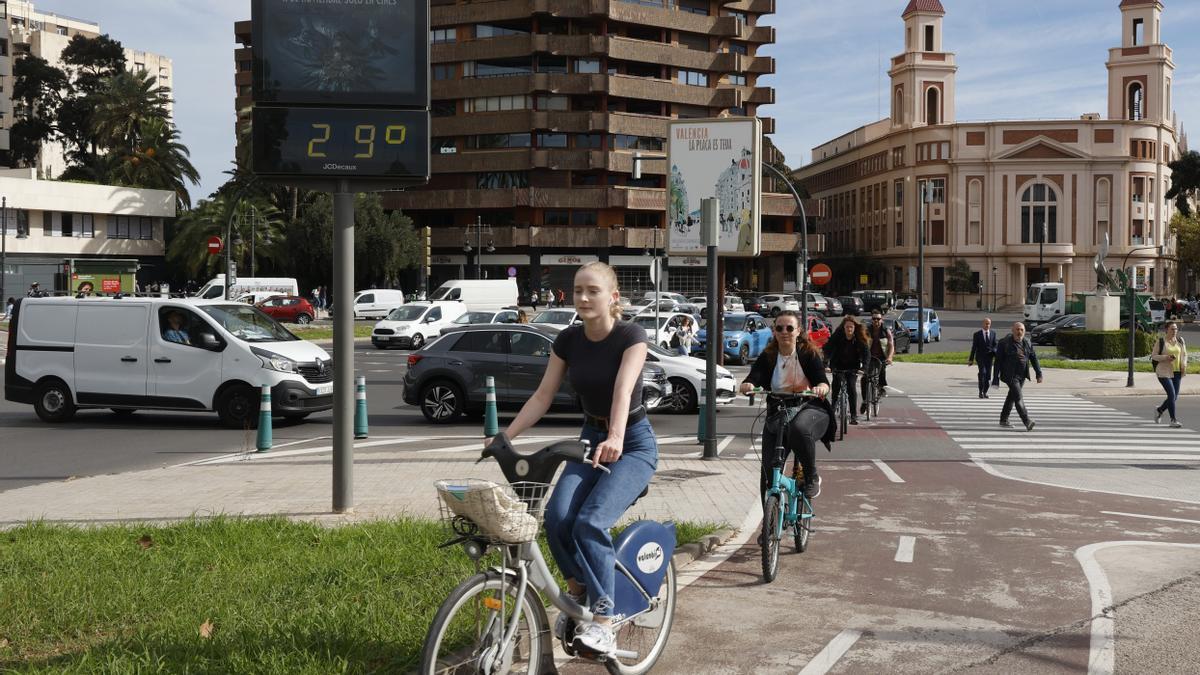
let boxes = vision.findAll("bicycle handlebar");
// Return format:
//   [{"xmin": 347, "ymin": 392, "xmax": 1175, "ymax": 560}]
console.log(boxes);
[{"xmin": 479, "ymin": 433, "xmax": 611, "ymax": 485}]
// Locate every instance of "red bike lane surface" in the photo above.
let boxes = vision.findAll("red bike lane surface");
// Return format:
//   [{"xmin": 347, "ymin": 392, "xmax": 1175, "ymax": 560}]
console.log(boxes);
[{"xmin": 629, "ymin": 459, "xmax": 1200, "ymax": 674}]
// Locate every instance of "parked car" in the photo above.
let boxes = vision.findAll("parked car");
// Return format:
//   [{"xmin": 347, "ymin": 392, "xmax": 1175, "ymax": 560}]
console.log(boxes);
[
  {"xmin": 853, "ymin": 290, "xmax": 895, "ymax": 313},
  {"xmin": 839, "ymin": 295, "xmax": 864, "ymax": 316},
  {"xmin": 897, "ymin": 307, "xmax": 941, "ymax": 343},
  {"xmin": 803, "ymin": 313, "xmax": 833, "ymax": 349},
  {"xmin": 256, "ymin": 295, "xmax": 317, "ymax": 325},
  {"xmin": 402, "ymin": 324, "xmax": 668, "ymax": 423},
  {"xmin": 797, "ymin": 292, "xmax": 830, "ymax": 314},
  {"xmin": 743, "ymin": 296, "xmax": 768, "ymax": 315},
  {"xmin": 897, "ymin": 293, "xmax": 920, "ymax": 309},
  {"xmin": 530, "ymin": 309, "xmax": 579, "ymax": 326},
  {"xmin": 1028, "ymin": 313, "xmax": 1082, "ymax": 345},
  {"xmin": 824, "ymin": 296, "xmax": 844, "ymax": 317},
  {"xmin": 693, "ymin": 312, "xmax": 773, "ymax": 365},
  {"xmin": 452, "ymin": 309, "xmax": 522, "ymax": 325},
  {"xmin": 633, "ymin": 312, "xmax": 697, "ymax": 349},
  {"xmin": 644, "ymin": 342, "xmax": 737, "ymax": 413},
  {"xmin": 352, "ymin": 289, "xmax": 407, "ymax": 319},
  {"xmin": 643, "ymin": 291, "xmax": 689, "ymax": 305},
  {"xmin": 884, "ymin": 315, "xmax": 913, "ymax": 354},
  {"xmin": 371, "ymin": 301, "xmax": 469, "ymax": 350},
  {"xmin": 1148, "ymin": 300, "xmax": 1167, "ymax": 325},
  {"xmin": 758, "ymin": 294, "xmax": 801, "ymax": 317},
  {"xmin": 688, "ymin": 295, "xmax": 746, "ymax": 319},
  {"xmin": 234, "ymin": 291, "xmax": 286, "ymax": 306}
]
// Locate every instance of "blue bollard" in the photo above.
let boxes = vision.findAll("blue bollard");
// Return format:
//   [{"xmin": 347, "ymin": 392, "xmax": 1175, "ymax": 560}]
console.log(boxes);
[
  {"xmin": 256, "ymin": 384, "xmax": 272, "ymax": 452},
  {"xmin": 354, "ymin": 375, "xmax": 369, "ymax": 439},
  {"xmin": 484, "ymin": 376, "xmax": 499, "ymax": 438}
]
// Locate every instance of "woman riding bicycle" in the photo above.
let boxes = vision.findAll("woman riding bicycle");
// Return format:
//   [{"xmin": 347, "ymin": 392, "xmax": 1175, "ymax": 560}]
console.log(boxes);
[
  {"xmin": 485, "ymin": 262, "xmax": 657, "ymax": 657},
  {"xmin": 737, "ymin": 310, "xmax": 835, "ymax": 500},
  {"xmin": 823, "ymin": 315, "xmax": 870, "ymax": 425}
]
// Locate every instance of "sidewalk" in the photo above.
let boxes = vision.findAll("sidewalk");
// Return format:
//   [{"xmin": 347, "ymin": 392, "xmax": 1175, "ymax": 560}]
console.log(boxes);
[
  {"xmin": 0, "ymin": 438, "xmax": 761, "ymax": 531},
  {"xmin": 887, "ymin": 361, "xmax": 1200, "ymax": 397}
]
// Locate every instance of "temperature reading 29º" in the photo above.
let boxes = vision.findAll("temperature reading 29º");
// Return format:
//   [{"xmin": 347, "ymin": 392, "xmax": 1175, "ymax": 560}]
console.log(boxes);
[
  {"xmin": 306, "ymin": 123, "xmax": 407, "ymax": 159},
  {"xmin": 253, "ymin": 106, "xmax": 429, "ymax": 180}
]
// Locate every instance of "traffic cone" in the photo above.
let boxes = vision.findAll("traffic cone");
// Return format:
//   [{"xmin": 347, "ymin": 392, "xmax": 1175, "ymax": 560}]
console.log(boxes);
[
  {"xmin": 354, "ymin": 375, "xmax": 369, "ymax": 439},
  {"xmin": 696, "ymin": 388, "xmax": 707, "ymax": 443},
  {"xmin": 256, "ymin": 385, "xmax": 272, "ymax": 452},
  {"xmin": 484, "ymin": 376, "xmax": 499, "ymax": 438}
]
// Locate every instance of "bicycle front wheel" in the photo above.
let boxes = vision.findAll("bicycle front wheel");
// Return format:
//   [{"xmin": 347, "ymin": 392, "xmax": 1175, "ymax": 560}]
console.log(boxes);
[
  {"xmin": 837, "ymin": 389, "xmax": 848, "ymax": 440},
  {"xmin": 605, "ymin": 559, "xmax": 677, "ymax": 675},
  {"xmin": 761, "ymin": 494, "xmax": 782, "ymax": 583},
  {"xmin": 420, "ymin": 571, "xmax": 548, "ymax": 675},
  {"xmin": 863, "ymin": 379, "xmax": 875, "ymax": 421}
]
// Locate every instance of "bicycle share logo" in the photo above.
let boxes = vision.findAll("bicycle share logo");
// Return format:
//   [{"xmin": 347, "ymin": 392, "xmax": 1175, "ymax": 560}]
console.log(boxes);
[{"xmin": 636, "ymin": 542, "xmax": 664, "ymax": 574}]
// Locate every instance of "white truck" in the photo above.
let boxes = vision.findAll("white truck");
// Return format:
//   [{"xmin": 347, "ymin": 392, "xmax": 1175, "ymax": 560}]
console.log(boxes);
[
  {"xmin": 196, "ymin": 275, "xmax": 299, "ymax": 301},
  {"xmin": 429, "ymin": 279, "xmax": 518, "ymax": 311},
  {"xmin": 1023, "ymin": 282, "xmax": 1066, "ymax": 325}
]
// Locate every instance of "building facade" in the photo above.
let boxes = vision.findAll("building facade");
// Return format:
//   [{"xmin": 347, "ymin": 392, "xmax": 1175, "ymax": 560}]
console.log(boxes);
[
  {"xmin": 794, "ymin": 0, "xmax": 1181, "ymax": 310},
  {"xmin": 236, "ymin": 0, "xmax": 822, "ymax": 297}
]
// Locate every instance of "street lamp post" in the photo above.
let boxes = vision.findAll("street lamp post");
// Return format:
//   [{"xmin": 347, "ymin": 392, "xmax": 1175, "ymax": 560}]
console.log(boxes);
[
  {"xmin": 761, "ymin": 162, "xmax": 809, "ymax": 330},
  {"xmin": 1038, "ymin": 219, "xmax": 1046, "ymax": 284},
  {"xmin": 1121, "ymin": 245, "xmax": 1162, "ymax": 387},
  {"xmin": 463, "ymin": 216, "xmax": 494, "ymax": 280},
  {"xmin": 991, "ymin": 265, "xmax": 998, "ymax": 312},
  {"xmin": 1, "ymin": 196, "xmax": 7, "ymax": 303}
]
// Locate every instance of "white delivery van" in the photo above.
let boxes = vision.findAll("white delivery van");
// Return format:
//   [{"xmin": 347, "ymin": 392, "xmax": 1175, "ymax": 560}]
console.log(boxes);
[
  {"xmin": 4, "ymin": 297, "xmax": 333, "ymax": 427},
  {"xmin": 352, "ymin": 289, "xmax": 407, "ymax": 319},
  {"xmin": 371, "ymin": 301, "xmax": 469, "ymax": 350},
  {"xmin": 429, "ymin": 279, "xmax": 518, "ymax": 311},
  {"xmin": 1023, "ymin": 282, "xmax": 1066, "ymax": 325},
  {"xmin": 195, "ymin": 275, "xmax": 299, "ymax": 301}
]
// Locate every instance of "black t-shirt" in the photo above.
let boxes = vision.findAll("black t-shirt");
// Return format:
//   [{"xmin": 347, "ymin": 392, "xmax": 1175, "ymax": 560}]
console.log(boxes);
[{"xmin": 552, "ymin": 321, "xmax": 645, "ymax": 417}]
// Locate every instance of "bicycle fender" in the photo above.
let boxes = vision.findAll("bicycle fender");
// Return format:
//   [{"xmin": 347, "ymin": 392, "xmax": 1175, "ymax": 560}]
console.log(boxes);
[{"xmin": 612, "ymin": 520, "xmax": 676, "ymax": 617}]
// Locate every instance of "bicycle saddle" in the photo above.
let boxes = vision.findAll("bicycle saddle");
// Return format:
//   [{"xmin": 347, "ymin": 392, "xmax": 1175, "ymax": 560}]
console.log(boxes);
[{"xmin": 482, "ymin": 433, "xmax": 591, "ymax": 485}]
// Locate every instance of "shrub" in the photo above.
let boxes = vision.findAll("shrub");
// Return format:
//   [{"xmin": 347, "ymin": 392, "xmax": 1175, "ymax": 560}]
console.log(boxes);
[{"xmin": 1056, "ymin": 329, "xmax": 1153, "ymax": 359}]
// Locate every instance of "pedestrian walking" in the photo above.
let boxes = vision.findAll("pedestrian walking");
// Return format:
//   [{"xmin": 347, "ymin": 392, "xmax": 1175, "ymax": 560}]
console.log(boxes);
[
  {"xmin": 674, "ymin": 315, "xmax": 696, "ymax": 356},
  {"xmin": 557, "ymin": 288, "xmax": 566, "ymax": 307},
  {"xmin": 1152, "ymin": 321, "xmax": 1187, "ymax": 428},
  {"xmin": 26, "ymin": 281, "xmax": 46, "ymax": 298},
  {"xmin": 968, "ymin": 317, "xmax": 998, "ymax": 398},
  {"xmin": 530, "ymin": 288, "xmax": 539, "ymax": 312},
  {"xmin": 992, "ymin": 322, "xmax": 1043, "ymax": 431},
  {"xmin": 4, "ymin": 296, "xmax": 14, "ymax": 320},
  {"xmin": 312, "ymin": 287, "xmax": 322, "ymax": 316},
  {"xmin": 541, "ymin": 288, "xmax": 552, "ymax": 308},
  {"xmin": 824, "ymin": 315, "xmax": 870, "ymax": 424}
]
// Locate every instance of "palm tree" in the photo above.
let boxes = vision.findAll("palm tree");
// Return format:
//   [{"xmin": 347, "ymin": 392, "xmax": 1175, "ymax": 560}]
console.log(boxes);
[
  {"xmin": 168, "ymin": 195, "xmax": 284, "ymax": 282},
  {"xmin": 109, "ymin": 116, "xmax": 200, "ymax": 208},
  {"xmin": 91, "ymin": 69, "xmax": 170, "ymax": 153},
  {"xmin": 166, "ymin": 197, "xmax": 229, "ymax": 281}
]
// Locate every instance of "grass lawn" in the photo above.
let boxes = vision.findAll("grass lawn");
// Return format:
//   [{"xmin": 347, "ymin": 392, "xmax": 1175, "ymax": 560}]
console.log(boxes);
[
  {"xmin": 0, "ymin": 517, "xmax": 722, "ymax": 673},
  {"xmin": 894, "ymin": 349, "xmax": 1200, "ymax": 374},
  {"xmin": 289, "ymin": 324, "xmax": 375, "ymax": 341}
]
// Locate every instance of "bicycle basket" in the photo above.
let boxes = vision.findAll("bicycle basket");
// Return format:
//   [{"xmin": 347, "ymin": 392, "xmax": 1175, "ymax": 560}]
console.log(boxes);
[{"xmin": 435, "ymin": 479, "xmax": 552, "ymax": 544}]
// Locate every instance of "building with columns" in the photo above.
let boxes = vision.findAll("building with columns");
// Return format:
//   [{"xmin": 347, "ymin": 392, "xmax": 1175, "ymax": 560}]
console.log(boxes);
[{"xmin": 793, "ymin": 0, "xmax": 1181, "ymax": 309}]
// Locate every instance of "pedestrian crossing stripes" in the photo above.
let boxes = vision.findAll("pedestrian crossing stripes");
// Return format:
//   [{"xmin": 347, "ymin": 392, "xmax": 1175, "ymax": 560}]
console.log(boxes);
[{"xmin": 911, "ymin": 394, "xmax": 1200, "ymax": 461}]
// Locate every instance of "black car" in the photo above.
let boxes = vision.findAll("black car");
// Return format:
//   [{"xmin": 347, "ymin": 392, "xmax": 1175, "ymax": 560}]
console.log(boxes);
[
  {"xmin": 402, "ymin": 324, "xmax": 668, "ymax": 423},
  {"xmin": 1030, "ymin": 313, "xmax": 1085, "ymax": 345},
  {"xmin": 743, "ymin": 296, "xmax": 767, "ymax": 315},
  {"xmin": 881, "ymin": 315, "xmax": 912, "ymax": 354},
  {"xmin": 839, "ymin": 296, "xmax": 864, "ymax": 316}
]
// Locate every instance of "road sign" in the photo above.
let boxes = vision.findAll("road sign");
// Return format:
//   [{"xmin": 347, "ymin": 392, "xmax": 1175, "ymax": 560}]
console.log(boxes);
[
  {"xmin": 860, "ymin": 274, "xmax": 869, "ymax": 285},
  {"xmin": 207, "ymin": 236, "xmax": 223, "ymax": 255},
  {"xmin": 666, "ymin": 118, "xmax": 762, "ymax": 257},
  {"xmin": 811, "ymin": 263, "xmax": 832, "ymax": 286}
]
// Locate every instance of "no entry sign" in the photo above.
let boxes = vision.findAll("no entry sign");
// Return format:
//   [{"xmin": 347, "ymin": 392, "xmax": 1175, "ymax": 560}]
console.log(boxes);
[
  {"xmin": 810, "ymin": 263, "xmax": 832, "ymax": 286},
  {"xmin": 207, "ymin": 236, "xmax": 223, "ymax": 255}
]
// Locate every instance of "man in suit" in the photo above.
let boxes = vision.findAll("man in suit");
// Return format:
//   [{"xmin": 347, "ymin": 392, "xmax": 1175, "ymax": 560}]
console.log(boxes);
[
  {"xmin": 967, "ymin": 317, "xmax": 998, "ymax": 398},
  {"xmin": 992, "ymin": 322, "xmax": 1044, "ymax": 431}
]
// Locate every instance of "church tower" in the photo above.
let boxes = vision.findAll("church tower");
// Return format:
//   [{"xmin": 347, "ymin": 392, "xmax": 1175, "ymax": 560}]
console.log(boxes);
[
  {"xmin": 1106, "ymin": 0, "xmax": 1174, "ymax": 125},
  {"xmin": 889, "ymin": 0, "xmax": 957, "ymax": 128}
]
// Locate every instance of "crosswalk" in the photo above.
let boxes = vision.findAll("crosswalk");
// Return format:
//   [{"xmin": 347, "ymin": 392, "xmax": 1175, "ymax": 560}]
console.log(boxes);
[{"xmin": 911, "ymin": 394, "xmax": 1200, "ymax": 461}]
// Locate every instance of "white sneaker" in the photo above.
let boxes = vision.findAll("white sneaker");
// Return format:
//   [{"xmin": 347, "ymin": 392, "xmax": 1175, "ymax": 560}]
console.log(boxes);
[
  {"xmin": 554, "ymin": 592, "xmax": 586, "ymax": 644},
  {"xmin": 1170, "ymin": 420, "xmax": 1183, "ymax": 428},
  {"xmin": 573, "ymin": 621, "xmax": 616, "ymax": 656}
]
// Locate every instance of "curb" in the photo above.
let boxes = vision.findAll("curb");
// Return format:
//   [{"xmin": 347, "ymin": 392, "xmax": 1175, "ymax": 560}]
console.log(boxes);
[{"xmin": 671, "ymin": 527, "xmax": 737, "ymax": 571}]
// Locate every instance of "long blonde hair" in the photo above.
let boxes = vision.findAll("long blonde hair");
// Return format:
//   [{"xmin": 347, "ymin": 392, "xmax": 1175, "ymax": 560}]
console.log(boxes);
[{"xmin": 576, "ymin": 261, "xmax": 623, "ymax": 320}]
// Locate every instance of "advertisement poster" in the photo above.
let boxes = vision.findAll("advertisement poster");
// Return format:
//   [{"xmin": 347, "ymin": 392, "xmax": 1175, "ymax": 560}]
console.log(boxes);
[{"xmin": 666, "ymin": 118, "xmax": 761, "ymax": 257}]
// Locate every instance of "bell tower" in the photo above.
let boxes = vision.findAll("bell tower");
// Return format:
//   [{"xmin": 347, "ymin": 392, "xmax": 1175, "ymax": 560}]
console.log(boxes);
[
  {"xmin": 1106, "ymin": 0, "xmax": 1174, "ymax": 125},
  {"xmin": 889, "ymin": 0, "xmax": 957, "ymax": 128}
]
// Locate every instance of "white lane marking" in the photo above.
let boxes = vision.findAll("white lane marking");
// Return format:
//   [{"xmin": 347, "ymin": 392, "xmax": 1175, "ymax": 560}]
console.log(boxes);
[
  {"xmin": 797, "ymin": 629, "xmax": 864, "ymax": 675},
  {"xmin": 894, "ymin": 536, "xmax": 915, "ymax": 563},
  {"xmin": 970, "ymin": 458, "xmax": 1200, "ymax": 506},
  {"xmin": 883, "ymin": 385, "xmax": 904, "ymax": 394},
  {"xmin": 717, "ymin": 435, "xmax": 734, "ymax": 455},
  {"xmin": 967, "ymin": 452, "xmax": 1200, "ymax": 459},
  {"xmin": 1076, "ymin": 542, "xmax": 1200, "ymax": 675},
  {"xmin": 193, "ymin": 437, "xmax": 424, "ymax": 464},
  {"xmin": 657, "ymin": 435, "xmax": 697, "ymax": 446},
  {"xmin": 871, "ymin": 459, "xmax": 904, "ymax": 483},
  {"xmin": 415, "ymin": 436, "xmax": 571, "ymax": 454},
  {"xmin": 1099, "ymin": 511, "xmax": 1200, "ymax": 526}
]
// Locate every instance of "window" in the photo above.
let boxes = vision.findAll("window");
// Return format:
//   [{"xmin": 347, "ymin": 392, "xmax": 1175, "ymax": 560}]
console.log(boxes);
[
  {"xmin": 1132, "ymin": 18, "xmax": 1143, "ymax": 46},
  {"xmin": 60, "ymin": 212, "xmax": 74, "ymax": 237},
  {"xmin": 536, "ymin": 95, "xmax": 569, "ymax": 110},
  {"xmin": 432, "ymin": 64, "xmax": 455, "ymax": 80},
  {"xmin": 968, "ymin": 179, "xmax": 982, "ymax": 245},
  {"xmin": 1096, "ymin": 177, "xmax": 1111, "ymax": 245},
  {"xmin": 432, "ymin": 137, "xmax": 457, "ymax": 154},
  {"xmin": 466, "ymin": 57, "xmax": 532, "ymax": 78},
  {"xmin": 918, "ymin": 178, "xmax": 945, "ymax": 204},
  {"xmin": 727, "ymin": 42, "xmax": 747, "ymax": 55},
  {"xmin": 75, "ymin": 213, "xmax": 95, "ymax": 238},
  {"xmin": 107, "ymin": 216, "xmax": 153, "ymax": 239},
  {"xmin": 545, "ymin": 210, "xmax": 569, "ymax": 226},
  {"xmin": 0, "ymin": 38, "xmax": 7, "ymax": 56},
  {"xmin": 574, "ymin": 58, "xmax": 601, "ymax": 74},
  {"xmin": 0, "ymin": 208, "xmax": 28, "ymax": 236},
  {"xmin": 575, "ymin": 133, "xmax": 603, "ymax": 149},
  {"xmin": 926, "ymin": 87, "xmax": 939, "ymax": 125},
  {"xmin": 431, "ymin": 28, "xmax": 455, "ymax": 44},
  {"xmin": 893, "ymin": 88, "xmax": 903, "ymax": 124},
  {"xmin": 432, "ymin": 100, "xmax": 457, "ymax": 117},
  {"xmin": 537, "ymin": 133, "xmax": 568, "ymax": 148},
  {"xmin": 465, "ymin": 95, "xmax": 531, "ymax": 112},
  {"xmin": 726, "ymin": 74, "xmax": 746, "ymax": 86},
  {"xmin": 1128, "ymin": 82, "xmax": 1144, "ymax": 121},
  {"xmin": 55, "ymin": 25, "xmax": 67, "ymax": 36},
  {"xmin": 678, "ymin": 70, "xmax": 707, "ymax": 87},
  {"xmin": 476, "ymin": 171, "xmax": 529, "ymax": 188},
  {"xmin": 536, "ymin": 55, "xmax": 567, "ymax": 74},
  {"xmin": 509, "ymin": 332, "xmax": 552, "ymax": 358},
  {"xmin": 451, "ymin": 331, "xmax": 506, "ymax": 353},
  {"xmin": 474, "ymin": 24, "xmax": 528, "ymax": 38},
  {"xmin": 678, "ymin": 33, "xmax": 708, "ymax": 51},
  {"xmin": 1020, "ymin": 182, "xmax": 1058, "ymax": 244},
  {"xmin": 571, "ymin": 211, "xmax": 597, "ymax": 226},
  {"xmin": 924, "ymin": 25, "xmax": 934, "ymax": 51},
  {"xmin": 159, "ymin": 307, "xmax": 214, "ymax": 350}
]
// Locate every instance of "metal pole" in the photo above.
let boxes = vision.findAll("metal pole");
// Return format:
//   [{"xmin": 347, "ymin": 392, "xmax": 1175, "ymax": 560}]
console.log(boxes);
[
  {"xmin": 1127, "ymin": 278, "xmax": 1136, "ymax": 388},
  {"xmin": 250, "ymin": 206, "xmax": 257, "ymax": 277},
  {"xmin": 761, "ymin": 162, "xmax": 808, "ymax": 329},
  {"xmin": 333, "ymin": 183, "xmax": 355, "ymax": 513},
  {"xmin": 992, "ymin": 267, "xmax": 997, "ymax": 312},
  {"xmin": 654, "ymin": 226, "xmax": 660, "ymax": 345},
  {"xmin": 918, "ymin": 183, "xmax": 926, "ymax": 354},
  {"xmin": 701, "ymin": 198, "xmax": 719, "ymax": 460},
  {"xmin": 1, "ymin": 196, "xmax": 7, "ymax": 304},
  {"xmin": 1039, "ymin": 220, "xmax": 1045, "ymax": 284}
]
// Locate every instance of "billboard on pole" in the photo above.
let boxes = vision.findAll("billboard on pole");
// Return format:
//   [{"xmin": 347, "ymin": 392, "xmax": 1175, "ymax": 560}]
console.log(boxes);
[{"xmin": 666, "ymin": 118, "xmax": 761, "ymax": 257}]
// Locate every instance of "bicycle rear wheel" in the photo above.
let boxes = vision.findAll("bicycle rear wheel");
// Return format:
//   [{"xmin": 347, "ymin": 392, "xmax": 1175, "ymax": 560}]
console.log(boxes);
[
  {"xmin": 420, "ymin": 570, "xmax": 548, "ymax": 675},
  {"xmin": 794, "ymin": 497, "xmax": 813, "ymax": 553},
  {"xmin": 605, "ymin": 560, "xmax": 677, "ymax": 675},
  {"xmin": 837, "ymin": 387, "xmax": 848, "ymax": 440},
  {"xmin": 761, "ymin": 494, "xmax": 782, "ymax": 582}
]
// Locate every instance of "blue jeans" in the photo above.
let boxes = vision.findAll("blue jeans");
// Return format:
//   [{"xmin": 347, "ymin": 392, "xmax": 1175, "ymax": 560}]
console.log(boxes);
[
  {"xmin": 1157, "ymin": 371, "xmax": 1183, "ymax": 421},
  {"xmin": 543, "ymin": 418, "xmax": 658, "ymax": 617}
]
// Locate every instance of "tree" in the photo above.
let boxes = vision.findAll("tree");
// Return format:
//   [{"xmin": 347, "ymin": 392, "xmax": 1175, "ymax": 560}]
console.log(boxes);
[
  {"xmin": 92, "ymin": 70, "xmax": 171, "ymax": 153},
  {"xmin": 57, "ymin": 34, "xmax": 126, "ymax": 163},
  {"xmin": 1171, "ymin": 212, "xmax": 1200, "ymax": 281},
  {"xmin": 107, "ymin": 116, "xmax": 200, "ymax": 209},
  {"xmin": 165, "ymin": 197, "xmax": 230, "ymax": 281},
  {"xmin": 764, "ymin": 135, "xmax": 810, "ymax": 199},
  {"xmin": 1166, "ymin": 150, "xmax": 1200, "ymax": 216},
  {"xmin": 945, "ymin": 258, "xmax": 978, "ymax": 294},
  {"xmin": 8, "ymin": 55, "xmax": 68, "ymax": 166}
]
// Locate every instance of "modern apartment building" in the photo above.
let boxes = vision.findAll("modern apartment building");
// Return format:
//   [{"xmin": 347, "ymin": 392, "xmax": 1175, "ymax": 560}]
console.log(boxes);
[
  {"xmin": 0, "ymin": 1, "xmax": 177, "ymax": 297},
  {"xmin": 236, "ymin": 0, "xmax": 821, "ymax": 297},
  {"xmin": 793, "ymin": 0, "xmax": 1182, "ymax": 309}
]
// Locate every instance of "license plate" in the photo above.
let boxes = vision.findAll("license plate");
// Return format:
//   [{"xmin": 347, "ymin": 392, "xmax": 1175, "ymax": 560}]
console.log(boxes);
[{"xmin": 315, "ymin": 384, "xmax": 334, "ymax": 396}]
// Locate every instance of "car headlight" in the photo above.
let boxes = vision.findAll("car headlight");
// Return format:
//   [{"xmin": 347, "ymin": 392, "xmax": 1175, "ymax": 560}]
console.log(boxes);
[
  {"xmin": 727, "ymin": 339, "xmax": 739, "ymax": 347},
  {"xmin": 259, "ymin": 353, "xmax": 298, "ymax": 373}
]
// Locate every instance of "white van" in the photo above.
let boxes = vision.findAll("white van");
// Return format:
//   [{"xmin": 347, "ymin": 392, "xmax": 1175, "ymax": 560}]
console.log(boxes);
[
  {"xmin": 371, "ymin": 301, "xmax": 469, "ymax": 350},
  {"xmin": 353, "ymin": 289, "xmax": 406, "ymax": 319},
  {"xmin": 1024, "ymin": 282, "xmax": 1065, "ymax": 325},
  {"xmin": 4, "ymin": 297, "xmax": 333, "ymax": 427},
  {"xmin": 429, "ymin": 279, "xmax": 518, "ymax": 311},
  {"xmin": 195, "ymin": 275, "xmax": 299, "ymax": 301}
]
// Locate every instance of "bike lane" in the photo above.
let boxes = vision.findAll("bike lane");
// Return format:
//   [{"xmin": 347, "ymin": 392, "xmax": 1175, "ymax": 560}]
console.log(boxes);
[{"xmin": 617, "ymin": 398, "xmax": 1200, "ymax": 674}]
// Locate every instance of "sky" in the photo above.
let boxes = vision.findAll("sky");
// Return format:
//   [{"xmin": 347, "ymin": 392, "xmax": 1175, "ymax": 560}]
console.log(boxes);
[{"xmin": 41, "ymin": 0, "xmax": 1200, "ymax": 203}]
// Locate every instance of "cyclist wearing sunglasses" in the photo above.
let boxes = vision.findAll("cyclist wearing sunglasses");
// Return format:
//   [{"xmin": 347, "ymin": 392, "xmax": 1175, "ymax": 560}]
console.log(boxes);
[
  {"xmin": 737, "ymin": 311, "xmax": 835, "ymax": 499},
  {"xmin": 863, "ymin": 311, "xmax": 895, "ymax": 413}
]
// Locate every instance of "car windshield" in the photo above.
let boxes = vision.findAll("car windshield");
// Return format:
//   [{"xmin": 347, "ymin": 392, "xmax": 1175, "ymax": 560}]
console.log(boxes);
[
  {"xmin": 898, "ymin": 309, "xmax": 927, "ymax": 322},
  {"xmin": 200, "ymin": 305, "xmax": 296, "ymax": 342},
  {"xmin": 387, "ymin": 305, "xmax": 428, "ymax": 321},
  {"xmin": 634, "ymin": 316, "xmax": 667, "ymax": 329},
  {"xmin": 455, "ymin": 311, "xmax": 495, "ymax": 324},
  {"xmin": 647, "ymin": 342, "xmax": 677, "ymax": 357},
  {"xmin": 533, "ymin": 310, "xmax": 575, "ymax": 324},
  {"xmin": 1026, "ymin": 287, "xmax": 1043, "ymax": 304}
]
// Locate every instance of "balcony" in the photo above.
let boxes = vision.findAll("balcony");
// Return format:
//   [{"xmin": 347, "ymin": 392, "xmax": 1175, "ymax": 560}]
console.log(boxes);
[
  {"xmin": 609, "ymin": 150, "xmax": 666, "ymax": 176},
  {"xmin": 608, "ymin": 36, "xmax": 724, "ymax": 71},
  {"xmin": 608, "ymin": 74, "xmax": 739, "ymax": 107},
  {"xmin": 721, "ymin": 0, "xmax": 775, "ymax": 11},
  {"xmin": 531, "ymin": 148, "xmax": 607, "ymax": 170}
]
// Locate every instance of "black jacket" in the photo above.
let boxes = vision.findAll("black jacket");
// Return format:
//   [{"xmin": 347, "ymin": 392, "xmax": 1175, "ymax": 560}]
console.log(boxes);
[
  {"xmin": 968, "ymin": 329, "xmax": 998, "ymax": 364},
  {"xmin": 742, "ymin": 348, "xmax": 836, "ymax": 449},
  {"xmin": 823, "ymin": 331, "xmax": 870, "ymax": 371},
  {"xmin": 994, "ymin": 334, "xmax": 1042, "ymax": 382}
]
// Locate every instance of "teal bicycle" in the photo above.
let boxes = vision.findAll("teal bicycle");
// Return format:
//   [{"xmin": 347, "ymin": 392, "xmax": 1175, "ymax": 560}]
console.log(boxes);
[{"xmin": 749, "ymin": 388, "xmax": 817, "ymax": 583}]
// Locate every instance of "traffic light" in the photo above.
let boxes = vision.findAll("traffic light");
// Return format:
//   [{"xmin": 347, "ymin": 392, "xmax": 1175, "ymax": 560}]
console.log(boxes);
[{"xmin": 424, "ymin": 226, "xmax": 432, "ymax": 276}]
